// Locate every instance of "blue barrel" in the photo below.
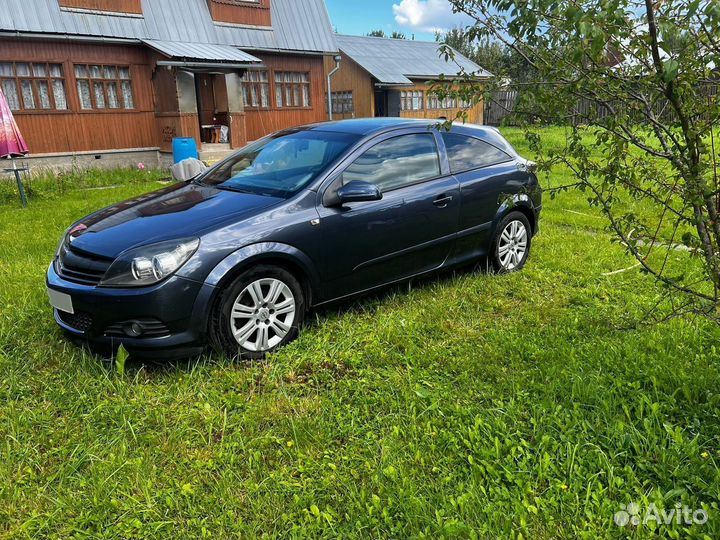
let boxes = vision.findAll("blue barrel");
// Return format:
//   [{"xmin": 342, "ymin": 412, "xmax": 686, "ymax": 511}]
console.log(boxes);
[{"xmin": 172, "ymin": 137, "xmax": 199, "ymax": 164}]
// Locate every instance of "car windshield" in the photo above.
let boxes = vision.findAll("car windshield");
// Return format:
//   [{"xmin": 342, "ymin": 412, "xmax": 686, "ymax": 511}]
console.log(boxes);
[{"xmin": 198, "ymin": 130, "xmax": 360, "ymax": 198}]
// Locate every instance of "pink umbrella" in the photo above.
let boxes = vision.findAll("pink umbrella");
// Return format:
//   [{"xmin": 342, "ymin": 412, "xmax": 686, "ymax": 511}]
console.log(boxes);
[{"xmin": 0, "ymin": 87, "xmax": 30, "ymax": 206}]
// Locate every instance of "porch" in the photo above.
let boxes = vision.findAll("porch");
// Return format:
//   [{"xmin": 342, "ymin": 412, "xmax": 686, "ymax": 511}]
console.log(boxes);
[{"xmin": 146, "ymin": 40, "xmax": 262, "ymax": 158}]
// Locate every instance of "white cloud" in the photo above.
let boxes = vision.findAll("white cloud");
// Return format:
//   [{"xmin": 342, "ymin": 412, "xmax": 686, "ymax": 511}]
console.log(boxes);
[{"xmin": 392, "ymin": 0, "xmax": 472, "ymax": 33}]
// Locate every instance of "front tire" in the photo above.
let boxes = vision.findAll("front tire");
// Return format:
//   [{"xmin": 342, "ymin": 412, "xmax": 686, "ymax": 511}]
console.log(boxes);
[
  {"xmin": 490, "ymin": 211, "xmax": 532, "ymax": 273},
  {"xmin": 209, "ymin": 265, "xmax": 305, "ymax": 359}
]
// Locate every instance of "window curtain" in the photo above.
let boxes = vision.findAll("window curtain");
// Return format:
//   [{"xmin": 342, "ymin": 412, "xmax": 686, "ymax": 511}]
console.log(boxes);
[{"xmin": 1, "ymin": 79, "xmax": 20, "ymax": 110}]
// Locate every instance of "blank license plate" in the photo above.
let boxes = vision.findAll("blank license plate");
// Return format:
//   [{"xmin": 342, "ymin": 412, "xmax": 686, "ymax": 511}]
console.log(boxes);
[{"xmin": 47, "ymin": 288, "xmax": 74, "ymax": 314}]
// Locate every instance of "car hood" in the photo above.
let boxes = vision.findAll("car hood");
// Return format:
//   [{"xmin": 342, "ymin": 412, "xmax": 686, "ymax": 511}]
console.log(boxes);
[{"xmin": 68, "ymin": 182, "xmax": 284, "ymax": 258}]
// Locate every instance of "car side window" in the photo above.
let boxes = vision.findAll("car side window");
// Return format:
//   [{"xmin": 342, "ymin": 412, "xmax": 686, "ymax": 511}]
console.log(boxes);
[
  {"xmin": 341, "ymin": 133, "xmax": 441, "ymax": 192},
  {"xmin": 442, "ymin": 133, "xmax": 512, "ymax": 174}
]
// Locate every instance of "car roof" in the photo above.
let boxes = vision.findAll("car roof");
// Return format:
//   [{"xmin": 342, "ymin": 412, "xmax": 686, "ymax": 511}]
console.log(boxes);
[
  {"xmin": 294, "ymin": 119, "xmax": 520, "ymax": 157},
  {"xmin": 301, "ymin": 118, "xmax": 428, "ymax": 135},
  {"xmin": 299, "ymin": 118, "xmax": 501, "ymax": 138}
]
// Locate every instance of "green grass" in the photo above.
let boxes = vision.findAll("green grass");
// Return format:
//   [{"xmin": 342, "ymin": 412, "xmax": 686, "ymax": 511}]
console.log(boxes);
[{"xmin": 1, "ymin": 129, "xmax": 719, "ymax": 539}]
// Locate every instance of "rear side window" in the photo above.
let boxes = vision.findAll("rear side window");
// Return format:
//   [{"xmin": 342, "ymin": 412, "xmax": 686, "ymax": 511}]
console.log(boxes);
[
  {"xmin": 342, "ymin": 133, "xmax": 441, "ymax": 192},
  {"xmin": 442, "ymin": 133, "xmax": 512, "ymax": 173}
]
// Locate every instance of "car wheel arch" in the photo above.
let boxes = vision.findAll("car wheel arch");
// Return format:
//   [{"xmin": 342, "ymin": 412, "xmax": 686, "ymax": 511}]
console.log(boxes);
[
  {"xmin": 205, "ymin": 243, "xmax": 318, "ymax": 308},
  {"xmin": 491, "ymin": 195, "xmax": 537, "ymax": 238}
]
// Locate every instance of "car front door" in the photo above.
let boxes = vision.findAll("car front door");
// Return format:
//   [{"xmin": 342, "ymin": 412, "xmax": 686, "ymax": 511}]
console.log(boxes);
[{"xmin": 316, "ymin": 131, "xmax": 460, "ymax": 301}]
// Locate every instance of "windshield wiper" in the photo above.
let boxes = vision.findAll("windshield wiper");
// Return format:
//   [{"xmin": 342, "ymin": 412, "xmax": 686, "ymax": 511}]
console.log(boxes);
[{"xmin": 213, "ymin": 185, "xmax": 255, "ymax": 194}]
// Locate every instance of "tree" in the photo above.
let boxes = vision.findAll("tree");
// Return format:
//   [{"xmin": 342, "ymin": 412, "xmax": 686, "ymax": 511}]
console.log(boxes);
[
  {"xmin": 472, "ymin": 38, "xmax": 506, "ymax": 78},
  {"xmin": 367, "ymin": 29, "xmax": 407, "ymax": 39},
  {"xmin": 436, "ymin": 28, "xmax": 534, "ymax": 82},
  {"xmin": 436, "ymin": 27, "xmax": 477, "ymax": 60},
  {"xmin": 443, "ymin": 0, "xmax": 720, "ymax": 320}
]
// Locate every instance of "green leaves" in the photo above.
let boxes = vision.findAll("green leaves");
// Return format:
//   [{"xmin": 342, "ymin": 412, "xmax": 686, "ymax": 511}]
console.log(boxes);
[
  {"xmin": 662, "ymin": 59, "xmax": 680, "ymax": 83},
  {"xmin": 115, "ymin": 344, "xmax": 128, "ymax": 376}
]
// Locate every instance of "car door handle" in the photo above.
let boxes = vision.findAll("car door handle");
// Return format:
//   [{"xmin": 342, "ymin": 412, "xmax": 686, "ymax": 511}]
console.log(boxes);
[{"xmin": 433, "ymin": 195, "xmax": 454, "ymax": 208}]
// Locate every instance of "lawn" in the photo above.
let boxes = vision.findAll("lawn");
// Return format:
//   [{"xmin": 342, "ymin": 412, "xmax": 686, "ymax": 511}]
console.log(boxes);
[{"xmin": 1, "ymin": 128, "xmax": 719, "ymax": 539}]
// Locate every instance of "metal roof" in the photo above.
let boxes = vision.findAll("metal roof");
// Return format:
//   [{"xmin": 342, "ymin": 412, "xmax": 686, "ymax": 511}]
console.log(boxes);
[
  {"xmin": 336, "ymin": 34, "xmax": 492, "ymax": 85},
  {"xmin": 0, "ymin": 0, "xmax": 338, "ymax": 54},
  {"xmin": 143, "ymin": 39, "xmax": 261, "ymax": 63}
]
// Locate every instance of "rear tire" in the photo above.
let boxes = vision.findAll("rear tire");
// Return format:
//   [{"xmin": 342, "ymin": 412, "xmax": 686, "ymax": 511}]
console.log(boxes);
[
  {"xmin": 209, "ymin": 265, "xmax": 305, "ymax": 360},
  {"xmin": 490, "ymin": 211, "xmax": 532, "ymax": 274}
]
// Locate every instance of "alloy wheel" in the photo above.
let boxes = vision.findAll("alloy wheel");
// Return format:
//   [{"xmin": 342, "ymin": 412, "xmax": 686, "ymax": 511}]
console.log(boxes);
[
  {"xmin": 230, "ymin": 278, "xmax": 296, "ymax": 352},
  {"xmin": 498, "ymin": 220, "xmax": 528, "ymax": 271}
]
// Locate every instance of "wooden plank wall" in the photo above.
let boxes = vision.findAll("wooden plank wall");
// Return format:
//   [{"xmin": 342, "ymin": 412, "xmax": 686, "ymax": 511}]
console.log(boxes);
[
  {"xmin": 399, "ymin": 82, "xmax": 485, "ymax": 124},
  {"xmin": 323, "ymin": 54, "xmax": 375, "ymax": 119},
  {"xmin": 1, "ymin": 39, "xmax": 333, "ymax": 153},
  {"xmin": 155, "ymin": 113, "xmax": 201, "ymax": 153},
  {"xmin": 207, "ymin": 0, "xmax": 272, "ymax": 26},
  {"xmin": 244, "ymin": 53, "xmax": 330, "ymax": 141},
  {"xmin": 58, "ymin": 0, "xmax": 142, "ymax": 13},
  {"xmin": 0, "ymin": 39, "xmax": 156, "ymax": 154},
  {"xmin": 323, "ymin": 53, "xmax": 485, "ymax": 124}
]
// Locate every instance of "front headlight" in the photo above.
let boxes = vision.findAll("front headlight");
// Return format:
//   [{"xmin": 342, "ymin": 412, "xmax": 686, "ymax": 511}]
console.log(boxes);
[{"xmin": 99, "ymin": 238, "xmax": 200, "ymax": 288}]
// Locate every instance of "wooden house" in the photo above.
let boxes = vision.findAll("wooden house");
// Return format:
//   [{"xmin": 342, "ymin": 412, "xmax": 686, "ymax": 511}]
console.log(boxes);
[
  {"xmin": 0, "ymin": 0, "xmax": 338, "ymax": 166},
  {"xmin": 325, "ymin": 35, "xmax": 491, "ymax": 124}
]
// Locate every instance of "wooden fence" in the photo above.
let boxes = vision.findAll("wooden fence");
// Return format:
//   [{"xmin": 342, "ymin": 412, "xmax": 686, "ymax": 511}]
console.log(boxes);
[
  {"xmin": 484, "ymin": 85, "xmax": 718, "ymax": 126},
  {"xmin": 484, "ymin": 89, "xmax": 519, "ymax": 125}
]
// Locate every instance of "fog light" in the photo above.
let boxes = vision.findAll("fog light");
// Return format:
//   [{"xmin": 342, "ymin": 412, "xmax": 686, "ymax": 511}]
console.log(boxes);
[{"xmin": 123, "ymin": 322, "xmax": 144, "ymax": 337}]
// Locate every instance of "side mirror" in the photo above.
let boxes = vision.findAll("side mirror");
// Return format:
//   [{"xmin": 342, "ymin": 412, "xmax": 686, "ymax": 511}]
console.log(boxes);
[{"xmin": 336, "ymin": 180, "xmax": 382, "ymax": 204}]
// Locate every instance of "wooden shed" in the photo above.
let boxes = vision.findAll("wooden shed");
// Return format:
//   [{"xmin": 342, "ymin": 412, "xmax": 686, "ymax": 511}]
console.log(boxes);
[{"xmin": 325, "ymin": 35, "xmax": 492, "ymax": 124}]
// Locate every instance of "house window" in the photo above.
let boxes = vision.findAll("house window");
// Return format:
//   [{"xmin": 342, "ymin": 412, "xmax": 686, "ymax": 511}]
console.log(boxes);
[
  {"xmin": 241, "ymin": 70, "xmax": 269, "ymax": 108},
  {"xmin": 427, "ymin": 94, "xmax": 458, "ymax": 109},
  {"xmin": 74, "ymin": 64, "xmax": 134, "ymax": 110},
  {"xmin": 400, "ymin": 90, "xmax": 424, "ymax": 111},
  {"xmin": 331, "ymin": 91, "xmax": 353, "ymax": 114},
  {"xmin": 0, "ymin": 62, "xmax": 68, "ymax": 112},
  {"xmin": 274, "ymin": 72, "xmax": 310, "ymax": 108}
]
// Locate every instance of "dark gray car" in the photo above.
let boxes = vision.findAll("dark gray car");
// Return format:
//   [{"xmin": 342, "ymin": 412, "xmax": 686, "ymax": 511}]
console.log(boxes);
[{"xmin": 47, "ymin": 118, "xmax": 542, "ymax": 359}]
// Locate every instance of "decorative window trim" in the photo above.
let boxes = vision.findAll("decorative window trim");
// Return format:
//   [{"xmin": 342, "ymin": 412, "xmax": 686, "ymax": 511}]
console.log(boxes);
[
  {"xmin": 330, "ymin": 91, "xmax": 353, "ymax": 114},
  {"xmin": 401, "ymin": 90, "xmax": 424, "ymax": 111},
  {"xmin": 428, "ymin": 94, "xmax": 458, "ymax": 110},
  {"xmin": 241, "ymin": 70, "xmax": 270, "ymax": 109},
  {"xmin": 0, "ymin": 62, "xmax": 68, "ymax": 113},
  {"xmin": 74, "ymin": 64, "xmax": 135, "ymax": 111},
  {"xmin": 274, "ymin": 71, "xmax": 311, "ymax": 109}
]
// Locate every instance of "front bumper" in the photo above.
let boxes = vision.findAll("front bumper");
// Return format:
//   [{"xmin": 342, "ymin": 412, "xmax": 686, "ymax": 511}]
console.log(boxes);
[{"xmin": 47, "ymin": 262, "xmax": 217, "ymax": 357}]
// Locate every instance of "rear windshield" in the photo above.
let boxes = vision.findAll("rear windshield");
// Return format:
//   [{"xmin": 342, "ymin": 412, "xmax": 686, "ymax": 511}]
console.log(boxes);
[{"xmin": 198, "ymin": 130, "xmax": 360, "ymax": 198}]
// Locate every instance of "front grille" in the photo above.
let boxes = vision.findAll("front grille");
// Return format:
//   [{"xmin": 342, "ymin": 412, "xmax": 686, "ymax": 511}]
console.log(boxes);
[
  {"xmin": 57, "ymin": 242, "xmax": 113, "ymax": 286},
  {"xmin": 57, "ymin": 310, "xmax": 94, "ymax": 332},
  {"xmin": 104, "ymin": 318, "xmax": 171, "ymax": 339}
]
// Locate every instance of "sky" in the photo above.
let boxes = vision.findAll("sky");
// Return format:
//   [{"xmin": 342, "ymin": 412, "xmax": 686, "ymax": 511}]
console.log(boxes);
[{"xmin": 324, "ymin": 0, "xmax": 475, "ymax": 42}]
